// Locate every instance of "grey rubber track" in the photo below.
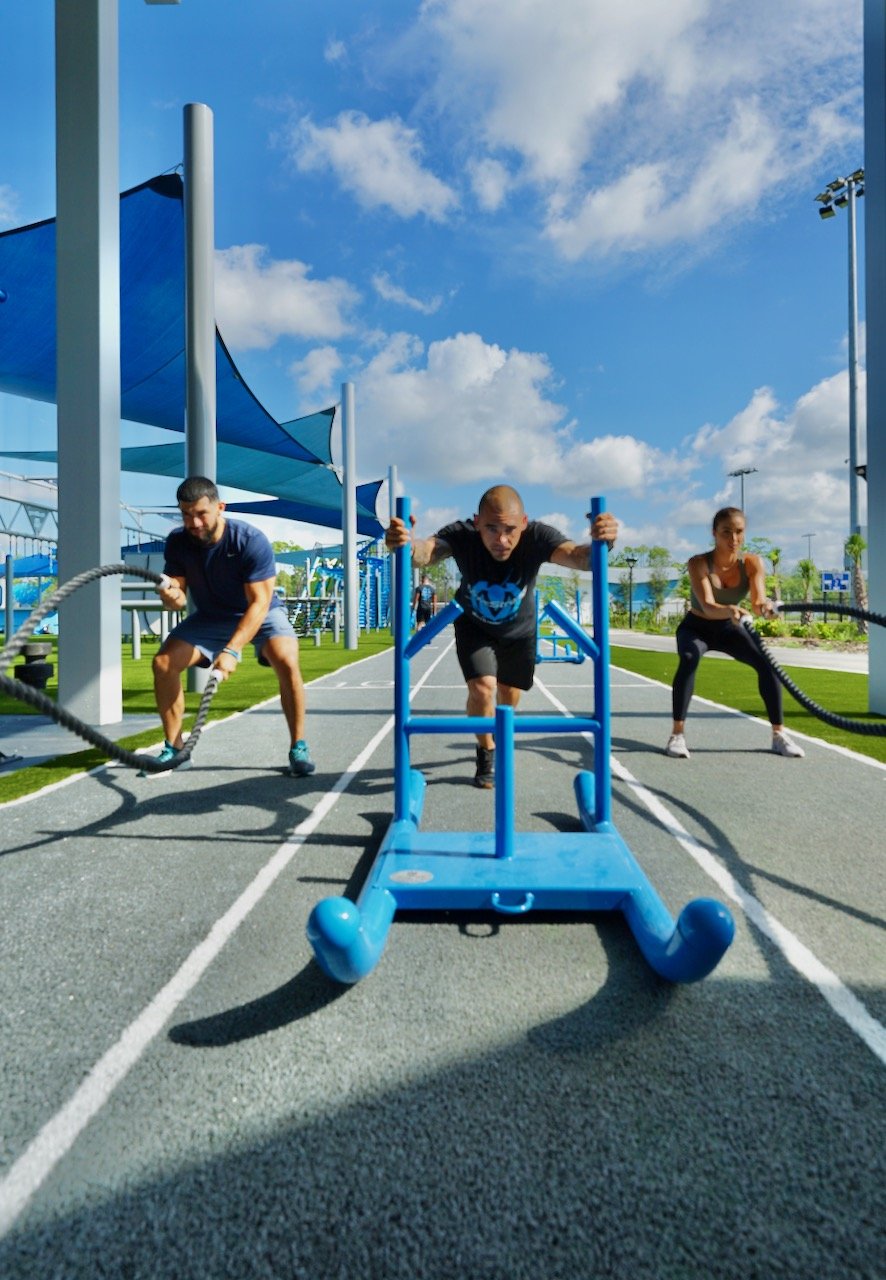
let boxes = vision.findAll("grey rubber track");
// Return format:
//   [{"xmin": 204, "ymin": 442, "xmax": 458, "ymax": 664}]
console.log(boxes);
[{"xmin": 0, "ymin": 640, "xmax": 884, "ymax": 1279}]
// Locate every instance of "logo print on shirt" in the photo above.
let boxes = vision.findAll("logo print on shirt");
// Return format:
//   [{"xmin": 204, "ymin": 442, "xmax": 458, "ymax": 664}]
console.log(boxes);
[{"xmin": 468, "ymin": 580, "xmax": 524, "ymax": 625}]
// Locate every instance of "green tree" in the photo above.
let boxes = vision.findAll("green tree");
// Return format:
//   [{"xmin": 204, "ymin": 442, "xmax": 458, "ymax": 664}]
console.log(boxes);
[
  {"xmin": 610, "ymin": 545, "xmax": 646, "ymax": 568},
  {"xmin": 645, "ymin": 546, "xmax": 673, "ymax": 620},
  {"xmin": 766, "ymin": 546, "xmax": 782, "ymax": 601},
  {"xmin": 796, "ymin": 557, "xmax": 816, "ymax": 627},
  {"xmin": 844, "ymin": 532, "xmax": 868, "ymax": 635}
]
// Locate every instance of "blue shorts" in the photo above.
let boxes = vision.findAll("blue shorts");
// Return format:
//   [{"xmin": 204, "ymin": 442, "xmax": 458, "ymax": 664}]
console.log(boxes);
[{"xmin": 167, "ymin": 608, "xmax": 297, "ymax": 668}]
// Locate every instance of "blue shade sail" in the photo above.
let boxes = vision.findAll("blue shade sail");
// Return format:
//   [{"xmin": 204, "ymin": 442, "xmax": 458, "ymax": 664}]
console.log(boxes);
[{"xmin": 0, "ymin": 173, "xmax": 383, "ymax": 536}]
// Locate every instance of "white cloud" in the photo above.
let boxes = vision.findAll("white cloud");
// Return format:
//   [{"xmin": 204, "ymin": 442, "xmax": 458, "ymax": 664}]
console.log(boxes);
[
  {"xmin": 214, "ymin": 244, "xmax": 359, "ymax": 349},
  {"xmin": 324, "ymin": 38, "xmax": 347, "ymax": 64},
  {"xmin": 290, "ymin": 110, "xmax": 459, "ymax": 222},
  {"xmin": 372, "ymin": 271, "xmax": 442, "ymax": 315},
  {"xmin": 678, "ymin": 366, "xmax": 865, "ymax": 565},
  {"xmin": 351, "ymin": 329, "xmax": 686, "ymax": 502},
  {"xmin": 417, "ymin": 0, "xmax": 861, "ymax": 260},
  {"xmin": 414, "ymin": 503, "xmax": 462, "ymax": 535},
  {"xmin": 423, "ymin": 0, "xmax": 709, "ymax": 184},
  {"xmin": 289, "ymin": 345, "xmax": 342, "ymax": 397},
  {"xmin": 0, "ymin": 183, "xmax": 20, "ymax": 228},
  {"xmin": 468, "ymin": 157, "xmax": 511, "ymax": 212}
]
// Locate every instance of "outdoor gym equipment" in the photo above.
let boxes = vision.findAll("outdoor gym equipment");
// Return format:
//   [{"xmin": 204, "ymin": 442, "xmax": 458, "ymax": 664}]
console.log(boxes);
[
  {"xmin": 744, "ymin": 602, "xmax": 886, "ymax": 736},
  {"xmin": 307, "ymin": 496, "xmax": 735, "ymax": 985},
  {"xmin": 0, "ymin": 563, "xmax": 219, "ymax": 772},
  {"xmin": 535, "ymin": 587, "xmax": 585, "ymax": 665}
]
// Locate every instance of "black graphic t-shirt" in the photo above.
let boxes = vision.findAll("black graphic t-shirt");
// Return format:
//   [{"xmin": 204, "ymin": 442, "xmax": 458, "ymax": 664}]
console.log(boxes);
[{"xmin": 435, "ymin": 519, "xmax": 567, "ymax": 639}]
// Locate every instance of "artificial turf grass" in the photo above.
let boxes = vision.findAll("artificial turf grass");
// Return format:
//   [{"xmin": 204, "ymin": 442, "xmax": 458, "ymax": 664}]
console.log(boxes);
[
  {"xmin": 4, "ymin": 631, "xmax": 883, "ymax": 801},
  {"xmin": 0, "ymin": 630, "xmax": 394, "ymax": 803},
  {"xmin": 609, "ymin": 644, "xmax": 886, "ymax": 766}
]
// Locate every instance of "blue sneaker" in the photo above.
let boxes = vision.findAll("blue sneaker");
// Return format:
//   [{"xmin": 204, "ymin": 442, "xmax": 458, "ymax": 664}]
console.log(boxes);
[
  {"xmin": 288, "ymin": 740, "xmax": 315, "ymax": 776},
  {"xmin": 138, "ymin": 741, "xmax": 193, "ymax": 778}
]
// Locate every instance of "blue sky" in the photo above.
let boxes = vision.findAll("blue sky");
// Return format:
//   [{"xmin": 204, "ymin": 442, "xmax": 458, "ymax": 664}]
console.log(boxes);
[{"xmin": 0, "ymin": 0, "xmax": 867, "ymax": 571}]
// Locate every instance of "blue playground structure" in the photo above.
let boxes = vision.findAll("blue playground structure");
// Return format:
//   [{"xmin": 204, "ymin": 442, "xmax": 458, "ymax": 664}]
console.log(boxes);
[
  {"xmin": 307, "ymin": 497, "xmax": 735, "ymax": 985},
  {"xmin": 535, "ymin": 587, "xmax": 585, "ymax": 664}
]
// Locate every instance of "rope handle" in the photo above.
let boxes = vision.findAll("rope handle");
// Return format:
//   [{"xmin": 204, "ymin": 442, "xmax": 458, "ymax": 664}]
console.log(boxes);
[
  {"xmin": 1, "ymin": 563, "xmax": 220, "ymax": 772},
  {"xmin": 742, "ymin": 603, "xmax": 886, "ymax": 737}
]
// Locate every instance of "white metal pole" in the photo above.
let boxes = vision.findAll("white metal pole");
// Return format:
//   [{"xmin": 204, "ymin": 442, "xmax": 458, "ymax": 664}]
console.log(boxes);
[
  {"xmin": 184, "ymin": 103, "xmax": 216, "ymax": 693},
  {"xmin": 4, "ymin": 554, "xmax": 14, "ymax": 666},
  {"xmin": 184, "ymin": 103, "xmax": 216, "ymax": 481},
  {"xmin": 55, "ymin": 0, "xmax": 122, "ymax": 724},
  {"xmin": 341, "ymin": 382, "xmax": 358, "ymax": 649},
  {"xmin": 864, "ymin": 0, "xmax": 886, "ymax": 710},
  {"xmin": 847, "ymin": 176, "xmax": 861, "ymax": 543}
]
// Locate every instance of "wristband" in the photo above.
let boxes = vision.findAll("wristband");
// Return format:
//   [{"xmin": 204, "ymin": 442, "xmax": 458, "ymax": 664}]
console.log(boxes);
[{"xmin": 220, "ymin": 646, "xmax": 241, "ymax": 662}]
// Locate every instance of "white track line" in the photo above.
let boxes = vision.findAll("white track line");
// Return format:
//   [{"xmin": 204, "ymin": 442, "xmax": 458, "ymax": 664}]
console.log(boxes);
[
  {"xmin": 0, "ymin": 642, "xmax": 453, "ymax": 1238},
  {"xmin": 534, "ymin": 672, "xmax": 886, "ymax": 1067}
]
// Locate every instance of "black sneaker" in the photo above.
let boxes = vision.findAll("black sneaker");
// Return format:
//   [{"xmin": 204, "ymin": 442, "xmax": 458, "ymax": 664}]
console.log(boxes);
[{"xmin": 474, "ymin": 745, "xmax": 495, "ymax": 789}]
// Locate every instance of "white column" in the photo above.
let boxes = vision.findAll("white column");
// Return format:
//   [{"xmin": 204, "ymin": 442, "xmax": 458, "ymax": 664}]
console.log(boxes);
[
  {"xmin": 184, "ymin": 103, "xmax": 216, "ymax": 693},
  {"xmin": 847, "ymin": 177, "xmax": 861, "ymax": 542},
  {"xmin": 341, "ymin": 382, "xmax": 358, "ymax": 649},
  {"xmin": 184, "ymin": 103, "xmax": 216, "ymax": 481},
  {"xmin": 865, "ymin": 1, "xmax": 886, "ymax": 710},
  {"xmin": 55, "ymin": 0, "xmax": 121, "ymax": 724}
]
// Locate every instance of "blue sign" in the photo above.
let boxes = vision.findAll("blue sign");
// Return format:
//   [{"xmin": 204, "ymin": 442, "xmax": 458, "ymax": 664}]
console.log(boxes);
[{"xmin": 821, "ymin": 571, "xmax": 850, "ymax": 593}]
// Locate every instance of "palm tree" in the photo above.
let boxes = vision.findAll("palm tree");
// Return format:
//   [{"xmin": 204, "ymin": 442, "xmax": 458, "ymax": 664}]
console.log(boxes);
[
  {"xmin": 844, "ymin": 532, "xmax": 868, "ymax": 636},
  {"xmin": 796, "ymin": 557, "xmax": 816, "ymax": 628},
  {"xmin": 765, "ymin": 546, "xmax": 782, "ymax": 602}
]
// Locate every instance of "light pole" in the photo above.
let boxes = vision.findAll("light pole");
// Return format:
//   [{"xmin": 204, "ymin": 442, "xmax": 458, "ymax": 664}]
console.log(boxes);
[
  {"xmin": 815, "ymin": 169, "xmax": 864, "ymax": 543},
  {"xmin": 803, "ymin": 532, "xmax": 816, "ymax": 561},
  {"xmin": 625, "ymin": 555, "xmax": 638, "ymax": 629},
  {"xmin": 728, "ymin": 466, "xmax": 757, "ymax": 513}
]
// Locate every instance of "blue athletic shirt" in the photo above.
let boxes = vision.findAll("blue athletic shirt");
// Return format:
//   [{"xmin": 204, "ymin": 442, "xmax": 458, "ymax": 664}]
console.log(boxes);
[
  {"xmin": 435, "ymin": 519, "xmax": 567, "ymax": 639},
  {"xmin": 164, "ymin": 518, "xmax": 283, "ymax": 620}
]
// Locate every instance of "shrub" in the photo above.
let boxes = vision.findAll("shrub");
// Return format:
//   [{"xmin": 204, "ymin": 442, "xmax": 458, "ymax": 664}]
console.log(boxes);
[{"xmin": 755, "ymin": 618, "xmax": 789, "ymax": 638}]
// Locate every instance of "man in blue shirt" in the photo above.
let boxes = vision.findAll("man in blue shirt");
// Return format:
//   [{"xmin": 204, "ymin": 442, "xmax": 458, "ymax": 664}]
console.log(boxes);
[{"xmin": 144, "ymin": 476, "xmax": 314, "ymax": 777}]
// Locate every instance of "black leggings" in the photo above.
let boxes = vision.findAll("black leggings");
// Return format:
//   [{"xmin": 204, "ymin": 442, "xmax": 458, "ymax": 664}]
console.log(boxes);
[{"xmin": 672, "ymin": 613, "xmax": 783, "ymax": 725}]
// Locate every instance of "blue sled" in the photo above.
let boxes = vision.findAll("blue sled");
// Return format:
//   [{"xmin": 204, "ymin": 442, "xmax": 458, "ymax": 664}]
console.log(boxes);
[{"xmin": 307, "ymin": 496, "xmax": 735, "ymax": 986}]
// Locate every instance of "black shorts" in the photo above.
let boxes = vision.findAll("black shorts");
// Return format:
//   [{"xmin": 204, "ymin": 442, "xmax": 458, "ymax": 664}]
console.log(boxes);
[
  {"xmin": 454, "ymin": 617, "xmax": 536, "ymax": 690},
  {"xmin": 416, "ymin": 605, "xmax": 433, "ymax": 623}
]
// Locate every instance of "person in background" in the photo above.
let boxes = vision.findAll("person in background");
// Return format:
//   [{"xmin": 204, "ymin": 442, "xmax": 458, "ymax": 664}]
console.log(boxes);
[
  {"xmin": 386, "ymin": 484, "xmax": 618, "ymax": 788},
  {"xmin": 667, "ymin": 506, "xmax": 804, "ymax": 760},
  {"xmin": 143, "ymin": 475, "xmax": 315, "ymax": 777},
  {"xmin": 413, "ymin": 574, "xmax": 438, "ymax": 629}
]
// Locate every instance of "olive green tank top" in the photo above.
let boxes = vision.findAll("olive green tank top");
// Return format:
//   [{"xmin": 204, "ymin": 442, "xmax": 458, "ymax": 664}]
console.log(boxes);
[{"xmin": 689, "ymin": 552, "xmax": 750, "ymax": 612}]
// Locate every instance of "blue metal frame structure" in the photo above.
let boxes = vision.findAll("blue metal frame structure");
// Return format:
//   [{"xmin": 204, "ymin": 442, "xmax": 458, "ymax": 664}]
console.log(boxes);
[
  {"xmin": 307, "ymin": 496, "xmax": 735, "ymax": 985},
  {"xmin": 535, "ymin": 588, "xmax": 585, "ymax": 664}
]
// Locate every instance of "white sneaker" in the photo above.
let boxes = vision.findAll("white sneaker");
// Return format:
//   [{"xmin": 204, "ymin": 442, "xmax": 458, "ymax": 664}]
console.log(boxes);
[
  {"xmin": 666, "ymin": 733, "xmax": 690, "ymax": 759},
  {"xmin": 772, "ymin": 732, "xmax": 804, "ymax": 758}
]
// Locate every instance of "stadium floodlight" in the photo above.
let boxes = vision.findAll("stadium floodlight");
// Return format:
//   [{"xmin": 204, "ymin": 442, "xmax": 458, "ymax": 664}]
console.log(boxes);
[{"xmin": 815, "ymin": 168, "xmax": 864, "ymax": 553}]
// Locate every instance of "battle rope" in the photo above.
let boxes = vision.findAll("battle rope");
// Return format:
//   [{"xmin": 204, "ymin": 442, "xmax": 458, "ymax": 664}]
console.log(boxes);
[
  {"xmin": 744, "ymin": 601, "xmax": 886, "ymax": 736},
  {"xmin": 1, "ymin": 563, "xmax": 219, "ymax": 772}
]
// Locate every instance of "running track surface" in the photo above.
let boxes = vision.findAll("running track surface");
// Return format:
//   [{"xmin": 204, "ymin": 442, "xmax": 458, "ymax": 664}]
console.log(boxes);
[{"xmin": 1, "ymin": 638, "xmax": 884, "ymax": 1279}]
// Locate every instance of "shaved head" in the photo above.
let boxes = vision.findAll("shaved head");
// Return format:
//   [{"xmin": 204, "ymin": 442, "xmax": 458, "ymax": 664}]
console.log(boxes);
[{"xmin": 478, "ymin": 484, "xmax": 524, "ymax": 516}]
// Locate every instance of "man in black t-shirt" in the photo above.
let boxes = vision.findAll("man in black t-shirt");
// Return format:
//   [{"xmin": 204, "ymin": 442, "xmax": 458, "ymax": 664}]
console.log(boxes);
[
  {"xmin": 412, "ymin": 575, "xmax": 437, "ymax": 628},
  {"xmin": 386, "ymin": 484, "xmax": 618, "ymax": 788}
]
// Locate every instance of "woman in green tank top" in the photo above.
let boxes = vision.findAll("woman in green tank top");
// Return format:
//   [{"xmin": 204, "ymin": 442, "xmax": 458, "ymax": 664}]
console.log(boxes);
[{"xmin": 667, "ymin": 507, "xmax": 804, "ymax": 760}]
